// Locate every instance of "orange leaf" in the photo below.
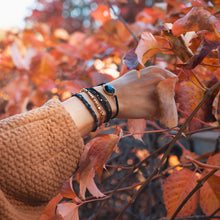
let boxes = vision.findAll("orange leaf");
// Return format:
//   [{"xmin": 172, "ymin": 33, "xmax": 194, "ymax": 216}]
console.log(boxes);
[
  {"xmin": 200, "ymin": 180, "xmax": 220, "ymax": 216},
  {"xmin": 88, "ymin": 133, "xmax": 120, "ymax": 181},
  {"xmin": 212, "ymin": 90, "xmax": 220, "ymax": 121},
  {"xmin": 175, "ymin": 80, "xmax": 205, "ymax": 131},
  {"xmin": 155, "ymin": 77, "xmax": 178, "ymax": 128},
  {"xmin": 57, "ymin": 202, "xmax": 79, "ymax": 220},
  {"xmin": 135, "ymin": 32, "xmax": 159, "ymax": 66},
  {"xmin": 127, "ymin": 119, "xmax": 146, "ymax": 142},
  {"xmin": 30, "ymin": 51, "xmax": 56, "ymax": 91},
  {"xmin": 60, "ymin": 177, "xmax": 81, "ymax": 203},
  {"xmin": 172, "ymin": 7, "xmax": 220, "ymax": 37},
  {"xmin": 90, "ymin": 4, "xmax": 112, "ymax": 24},
  {"xmin": 200, "ymin": 154, "xmax": 220, "ymax": 216},
  {"xmin": 39, "ymin": 193, "xmax": 63, "ymax": 220},
  {"xmin": 163, "ymin": 168, "xmax": 199, "ymax": 218},
  {"xmin": 78, "ymin": 165, "xmax": 105, "ymax": 200}
]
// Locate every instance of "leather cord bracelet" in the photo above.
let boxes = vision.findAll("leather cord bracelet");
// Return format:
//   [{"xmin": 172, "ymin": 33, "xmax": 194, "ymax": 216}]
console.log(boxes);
[
  {"xmin": 80, "ymin": 88, "xmax": 105, "ymax": 125},
  {"xmin": 72, "ymin": 93, "xmax": 98, "ymax": 131},
  {"xmin": 87, "ymin": 87, "xmax": 112, "ymax": 123}
]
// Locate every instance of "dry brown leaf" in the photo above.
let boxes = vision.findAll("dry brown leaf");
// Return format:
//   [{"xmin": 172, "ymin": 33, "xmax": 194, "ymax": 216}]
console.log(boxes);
[{"xmin": 155, "ymin": 77, "xmax": 178, "ymax": 128}]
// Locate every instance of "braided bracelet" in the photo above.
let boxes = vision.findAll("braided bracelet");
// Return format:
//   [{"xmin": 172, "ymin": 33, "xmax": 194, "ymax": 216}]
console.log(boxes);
[
  {"xmin": 81, "ymin": 88, "xmax": 105, "ymax": 125},
  {"xmin": 87, "ymin": 87, "xmax": 112, "ymax": 123},
  {"xmin": 72, "ymin": 93, "xmax": 98, "ymax": 132}
]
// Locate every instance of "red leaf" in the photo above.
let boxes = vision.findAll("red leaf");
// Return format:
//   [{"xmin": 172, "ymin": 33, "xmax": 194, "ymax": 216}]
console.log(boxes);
[
  {"xmin": 163, "ymin": 168, "xmax": 199, "ymax": 218},
  {"xmin": 175, "ymin": 80, "xmax": 205, "ymax": 131},
  {"xmin": 60, "ymin": 177, "xmax": 81, "ymax": 203},
  {"xmin": 180, "ymin": 34, "xmax": 220, "ymax": 69},
  {"xmin": 39, "ymin": 193, "xmax": 63, "ymax": 220},
  {"xmin": 88, "ymin": 133, "xmax": 121, "ymax": 181},
  {"xmin": 127, "ymin": 119, "xmax": 146, "ymax": 142}
]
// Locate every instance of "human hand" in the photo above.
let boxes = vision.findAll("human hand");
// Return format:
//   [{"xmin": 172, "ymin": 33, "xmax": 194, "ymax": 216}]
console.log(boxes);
[{"xmin": 106, "ymin": 66, "xmax": 178, "ymax": 127}]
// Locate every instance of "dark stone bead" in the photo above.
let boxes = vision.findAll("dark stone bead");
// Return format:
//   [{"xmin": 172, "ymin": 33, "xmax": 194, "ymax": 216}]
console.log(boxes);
[{"xmin": 104, "ymin": 85, "xmax": 115, "ymax": 95}]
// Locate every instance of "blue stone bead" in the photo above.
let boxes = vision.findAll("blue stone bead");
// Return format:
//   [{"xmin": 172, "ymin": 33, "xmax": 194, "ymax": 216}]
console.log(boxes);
[{"xmin": 104, "ymin": 85, "xmax": 115, "ymax": 96}]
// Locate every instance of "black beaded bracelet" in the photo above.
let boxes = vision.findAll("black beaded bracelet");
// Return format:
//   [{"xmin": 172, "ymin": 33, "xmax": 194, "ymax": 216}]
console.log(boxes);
[
  {"xmin": 72, "ymin": 93, "xmax": 98, "ymax": 132},
  {"xmin": 87, "ymin": 87, "xmax": 112, "ymax": 123}
]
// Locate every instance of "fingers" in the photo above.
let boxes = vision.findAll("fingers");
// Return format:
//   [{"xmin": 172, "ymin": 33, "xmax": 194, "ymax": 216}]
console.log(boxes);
[{"xmin": 140, "ymin": 66, "xmax": 177, "ymax": 79}]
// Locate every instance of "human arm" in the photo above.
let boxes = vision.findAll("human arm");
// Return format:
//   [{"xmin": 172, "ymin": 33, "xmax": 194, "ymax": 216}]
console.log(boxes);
[{"xmin": 63, "ymin": 66, "xmax": 177, "ymax": 136}]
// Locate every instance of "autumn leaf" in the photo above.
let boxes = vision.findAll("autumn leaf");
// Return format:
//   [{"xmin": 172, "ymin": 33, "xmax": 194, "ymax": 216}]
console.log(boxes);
[
  {"xmin": 39, "ymin": 193, "xmax": 63, "ymax": 220},
  {"xmin": 155, "ymin": 77, "xmax": 178, "ymax": 128},
  {"xmin": 57, "ymin": 202, "xmax": 79, "ymax": 220},
  {"xmin": 135, "ymin": 32, "xmax": 159, "ymax": 67},
  {"xmin": 180, "ymin": 33, "xmax": 220, "ymax": 69},
  {"xmin": 163, "ymin": 168, "xmax": 199, "ymax": 218},
  {"xmin": 199, "ymin": 153, "xmax": 220, "ymax": 215},
  {"xmin": 123, "ymin": 48, "xmax": 139, "ymax": 70},
  {"xmin": 127, "ymin": 119, "xmax": 146, "ymax": 142},
  {"xmin": 200, "ymin": 180, "xmax": 220, "ymax": 216},
  {"xmin": 172, "ymin": 7, "xmax": 220, "ymax": 37},
  {"xmin": 175, "ymin": 80, "xmax": 205, "ymax": 131},
  {"xmin": 78, "ymin": 165, "xmax": 105, "ymax": 200},
  {"xmin": 212, "ymin": 90, "xmax": 220, "ymax": 121},
  {"xmin": 90, "ymin": 4, "xmax": 112, "ymax": 24},
  {"xmin": 77, "ymin": 129, "xmax": 121, "ymax": 199},
  {"xmin": 29, "ymin": 51, "xmax": 56, "ymax": 91},
  {"xmin": 10, "ymin": 42, "xmax": 37, "ymax": 70},
  {"xmin": 88, "ymin": 132, "xmax": 121, "ymax": 181},
  {"xmin": 60, "ymin": 177, "xmax": 81, "ymax": 203}
]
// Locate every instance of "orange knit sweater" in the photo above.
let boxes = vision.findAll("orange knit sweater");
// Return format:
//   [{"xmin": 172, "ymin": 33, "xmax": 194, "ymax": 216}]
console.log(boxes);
[{"xmin": 0, "ymin": 99, "xmax": 84, "ymax": 220}]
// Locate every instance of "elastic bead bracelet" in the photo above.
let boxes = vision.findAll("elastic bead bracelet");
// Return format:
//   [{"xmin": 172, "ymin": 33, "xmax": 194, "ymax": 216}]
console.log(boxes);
[
  {"xmin": 72, "ymin": 93, "xmax": 98, "ymax": 132},
  {"xmin": 103, "ymin": 84, "xmax": 119, "ymax": 119},
  {"xmin": 81, "ymin": 88, "xmax": 105, "ymax": 125},
  {"xmin": 87, "ymin": 87, "xmax": 112, "ymax": 123}
]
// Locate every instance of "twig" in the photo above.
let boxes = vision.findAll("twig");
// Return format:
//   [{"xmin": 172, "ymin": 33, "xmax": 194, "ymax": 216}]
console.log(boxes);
[
  {"xmin": 186, "ymin": 156, "xmax": 220, "ymax": 170},
  {"xmin": 190, "ymin": 70, "xmax": 207, "ymax": 90},
  {"xmin": 116, "ymin": 81, "xmax": 220, "ymax": 219},
  {"xmin": 185, "ymin": 126, "xmax": 220, "ymax": 136},
  {"xmin": 106, "ymin": 0, "xmax": 139, "ymax": 43},
  {"xmin": 163, "ymin": 215, "xmax": 220, "ymax": 219},
  {"xmin": 210, "ymin": 207, "xmax": 220, "ymax": 218},
  {"xmin": 170, "ymin": 169, "xmax": 217, "ymax": 220},
  {"xmin": 177, "ymin": 107, "xmax": 213, "ymax": 128},
  {"xmin": 91, "ymin": 142, "xmax": 169, "ymax": 219}
]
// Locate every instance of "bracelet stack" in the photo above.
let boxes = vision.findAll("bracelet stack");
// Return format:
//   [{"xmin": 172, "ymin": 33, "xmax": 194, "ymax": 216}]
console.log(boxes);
[{"xmin": 72, "ymin": 84, "xmax": 119, "ymax": 131}]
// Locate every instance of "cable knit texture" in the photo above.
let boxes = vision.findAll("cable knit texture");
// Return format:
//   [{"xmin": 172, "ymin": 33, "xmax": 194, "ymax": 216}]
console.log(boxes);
[{"xmin": 0, "ymin": 99, "xmax": 84, "ymax": 220}]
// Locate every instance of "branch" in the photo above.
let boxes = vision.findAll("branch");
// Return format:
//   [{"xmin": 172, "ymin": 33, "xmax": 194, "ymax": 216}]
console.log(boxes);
[
  {"xmin": 107, "ymin": 1, "xmax": 139, "ymax": 43},
  {"xmin": 116, "ymin": 81, "xmax": 220, "ymax": 219},
  {"xmin": 170, "ymin": 169, "xmax": 218, "ymax": 220},
  {"xmin": 185, "ymin": 126, "xmax": 220, "ymax": 136},
  {"xmin": 92, "ymin": 142, "xmax": 169, "ymax": 219},
  {"xmin": 186, "ymin": 156, "xmax": 220, "ymax": 170}
]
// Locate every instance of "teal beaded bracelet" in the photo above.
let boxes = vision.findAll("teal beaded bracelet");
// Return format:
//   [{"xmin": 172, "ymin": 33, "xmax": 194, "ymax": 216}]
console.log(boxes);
[{"xmin": 103, "ymin": 84, "xmax": 119, "ymax": 119}]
